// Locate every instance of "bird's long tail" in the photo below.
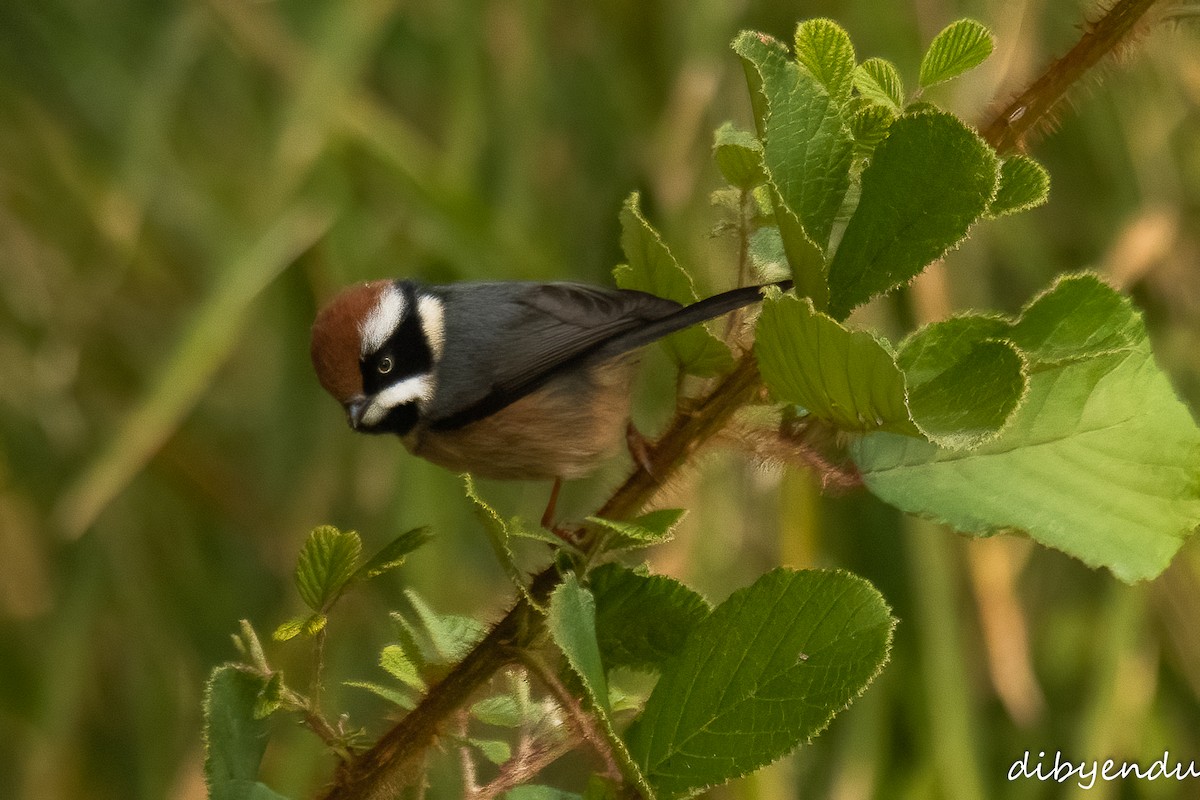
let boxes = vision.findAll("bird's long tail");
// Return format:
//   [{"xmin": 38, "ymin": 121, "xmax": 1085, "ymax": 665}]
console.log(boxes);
[{"xmin": 594, "ymin": 279, "xmax": 794, "ymax": 359}]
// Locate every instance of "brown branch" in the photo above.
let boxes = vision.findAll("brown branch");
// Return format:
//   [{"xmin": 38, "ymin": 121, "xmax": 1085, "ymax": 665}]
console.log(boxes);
[
  {"xmin": 980, "ymin": 0, "xmax": 1165, "ymax": 152},
  {"xmin": 318, "ymin": 354, "xmax": 764, "ymax": 800},
  {"xmin": 520, "ymin": 653, "xmax": 621, "ymax": 780}
]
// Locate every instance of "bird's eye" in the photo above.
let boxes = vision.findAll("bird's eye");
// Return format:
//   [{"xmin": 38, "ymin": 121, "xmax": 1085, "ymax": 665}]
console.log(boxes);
[{"xmin": 378, "ymin": 356, "xmax": 394, "ymax": 375}]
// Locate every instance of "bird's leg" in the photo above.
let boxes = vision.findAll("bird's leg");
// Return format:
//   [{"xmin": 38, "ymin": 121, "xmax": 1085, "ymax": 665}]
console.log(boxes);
[
  {"xmin": 626, "ymin": 421, "xmax": 654, "ymax": 476},
  {"xmin": 541, "ymin": 476, "xmax": 564, "ymax": 533}
]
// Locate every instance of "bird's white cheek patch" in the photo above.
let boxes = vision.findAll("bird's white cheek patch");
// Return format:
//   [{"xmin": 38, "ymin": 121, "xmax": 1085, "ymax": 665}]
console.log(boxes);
[
  {"xmin": 360, "ymin": 374, "xmax": 435, "ymax": 426},
  {"xmin": 360, "ymin": 284, "xmax": 406, "ymax": 356}
]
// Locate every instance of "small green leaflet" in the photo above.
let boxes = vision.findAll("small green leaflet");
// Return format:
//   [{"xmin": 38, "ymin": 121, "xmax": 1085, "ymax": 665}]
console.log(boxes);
[
  {"xmin": 586, "ymin": 508, "xmax": 686, "ymax": 550},
  {"xmin": 849, "ymin": 102, "xmax": 896, "ymax": 156},
  {"xmin": 989, "ymin": 154, "xmax": 1051, "ymax": 217},
  {"xmin": 506, "ymin": 786, "xmax": 582, "ymax": 800},
  {"xmin": 343, "ymin": 681, "xmax": 416, "ymax": 710},
  {"xmin": 295, "ymin": 525, "xmax": 361, "ymax": 612},
  {"xmin": 203, "ymin": 666, "xmax": 293, "ymax": 800},
  {"xmin": 853, "ymin": 58, "xmax": 904, "ymax": 111},
  {"xmin": 469, "ymin": 737, "xmax": 512, "ymax": 765},
  {"xmin": 919, "ymin": 19, "xmax": 995, "ymax": 88},
  {"xmin": 793, "ymin": 18, "xmax": 856, "ymax": 104},
  {"xmin": 253, "ymin": 672, "xmax": 285, "ymax": 720},
  {"xmin": 464, "ymin": 475, "xmax": 542, "ymax": 609},
  {"xmin": 624, "ymin": 568, "xmax": 894, "ymax": 797},
  {"xmin": 615, "ymin": 193, "xmax": 734, "ymax": 376},
  {"xmin": 471, "ymin": 693, "xmax": 524, "ymax": 728},
  {"xmin": 353, "ymin": 526, "xmax": 432, "ymax": 581},
  {"xmin": 394, "ymin": 590, "xmax": 487, "ymax": 665},
  {"xmin": 277, "ymin": 524, "xmax": 429, "ymax": 640},
  {"xmin": 713, "ymin": 122, "xmax": 766, "ymax": 189},
  {"xmin": 272, "ymin": 613, "xmax": 325, "ymax": 642},
  {"xmin": 852, "ymin": 274, "xmax": 1200, "ymax": 582},
  {"xmin": 380, "ymin": 643, "xmax": 426, "ymax": 691}
]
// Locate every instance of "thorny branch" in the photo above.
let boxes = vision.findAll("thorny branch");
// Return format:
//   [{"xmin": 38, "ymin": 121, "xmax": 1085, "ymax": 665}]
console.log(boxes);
[{"xmin": 980, "ymin": 0, "xmax": 1166, "ymax": 152}]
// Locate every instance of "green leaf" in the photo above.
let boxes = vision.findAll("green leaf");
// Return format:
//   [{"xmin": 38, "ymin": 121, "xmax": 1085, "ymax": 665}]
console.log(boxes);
[
  {"xmin": 896, "ymin": 314, "xmax": 1010, "ymax": 386},
  {"xmin": 581, "ymin": 777, "xmax": 621, "ymax": 800},
  {"xmin": 615, "ymin": 193, "xmax": 735, "ymax": 376},
  {"xmin": 271, "ymin": 613, "xmax": 326, "ymax": 640},
  {"xmin": 770, "ymin": 197, "xmax": 827, "ymax": 305},
  {"xmin": 203, "ymin": 666, "xmax": 292, "ymax": 800},
  {"xmin": 235, "ymin": 620, "xmax": 269, "ymax": 672},
  {"xmin": 899, "ymin": 320, "xmax": 1028, "ymax": 449},
  {"xmin": 853, "ymin": 58, "xmax": 904, "ymax": 111},
  {"xmin": 919, "ymin": 19, "xmax": 995, "ymax": 88},
  {"xmin": 464, "ymin": 475, "xmax": 542, "ymax": 609},
  {"xmin": 253, "ymin": 672, "xmax": 285, "ymax": 720},
  {"xmin": 344, "ymin": 681, "xmax": 416, "ymax": 709},
  {"xmin": 749, "ymin": 225, "xmax": 790, "ymax": 282},
  {"xmin": 471, "ymin": 694, "xmax": 524, "ymax": 728},
  {"xmin": 306, "ymin": 613, "xmax": 328, "ymax": 636},
  {"xmin": 295, "ymin": 525, "xmax": 362, "ymax": 612},
  {"xmin": 713, "ymin": 122, "xmax": 766, "ymax": 189},
  {"xmin": 989, "ymin": 154, "xmax": 1051, "ymax": 217},
  {"xmin": 625, "ymin": 568, "xmax": 894, "ymax": 797},
  {"xmin": 827, "ymin": 111, "xmax": 999, "ymax": 319},
  {"xmin": 465, "ymin": 474, "xmax": 547, "ymax": 606},
  {"xmin": 586, "ymin": 508, "xmax": 686, "ymax": 550},
  {"xmin": 590, "ymin": 564, "xmax": 710, "ymax": 672},
  {"xmin": 547, "ymin": 573, "xmax": 610, "ymax": 714},
  {"xmin": 506, "ymin": 786, "xmax": 582, "ymax": 800},
  {"xmin": 794, "ymin": 18, "xmax": 856, "ymax": 104},
  {"xmin": 470, "ymin": 737, "xmax": 513, "ymax": 765},
  {"xmin": 395, "ymin": 590, "xmax": 487, "ymax": 665},
  {"xmin": 353, "ymin": 526, "xmax": 432, "ymax": 582},
  {"xmin": 548, "ymin": 574, "xmax": 655, "ymax": 798},
  {"xmin": 380, "ymin": 644, "xmax": 426, "ymax": 691},
  {"xmin": 1006, "ymin": 274, "xmax": 1144, "ymax": 362},
  {"xmin": 733, "ymin": 31, "xmax": 855, "ymax": 254},
  {"xmin": 849, "ymin": 102, "xmax": 896, "ymax": 156},
  {"xmin": 271, "ymin": 615, "xmax": 306, "ymax": 642},
  {"xmin": 852, "ymin": 274, "xmax": 1200, "ymax": 582},
  {"xmin": 755, "ymin": 293, "xmax": 915, "ymax": 434}
]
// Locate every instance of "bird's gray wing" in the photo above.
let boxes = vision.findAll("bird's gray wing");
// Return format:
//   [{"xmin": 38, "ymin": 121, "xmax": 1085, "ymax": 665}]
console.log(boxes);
[{"xmin": 429, "ymin": 282, "xmax": 681, "ymax": 429}]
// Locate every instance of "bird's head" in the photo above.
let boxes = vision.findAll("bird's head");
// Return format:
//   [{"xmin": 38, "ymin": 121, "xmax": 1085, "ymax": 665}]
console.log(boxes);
[{"xmin": 310, "ymin": 279, "xmax": 444, "ymax": 436}]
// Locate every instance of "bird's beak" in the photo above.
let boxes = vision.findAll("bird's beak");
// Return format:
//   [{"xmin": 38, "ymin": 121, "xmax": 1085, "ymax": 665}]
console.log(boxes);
[{"xmin": 346, "ymin": 396, "xmax": 367, "ymax": 430}]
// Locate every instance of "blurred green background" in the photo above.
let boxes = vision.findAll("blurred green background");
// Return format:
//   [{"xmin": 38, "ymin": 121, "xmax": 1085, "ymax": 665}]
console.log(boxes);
[{"xmin": 2, "ymin": 0, "xmax": 1199, "ymax": 798}]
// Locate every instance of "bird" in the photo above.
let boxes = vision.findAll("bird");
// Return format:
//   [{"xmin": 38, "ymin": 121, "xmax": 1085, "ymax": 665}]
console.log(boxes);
[{"xmin": 310, "ymin": 278, "xmax": 791, "ymax": 517}]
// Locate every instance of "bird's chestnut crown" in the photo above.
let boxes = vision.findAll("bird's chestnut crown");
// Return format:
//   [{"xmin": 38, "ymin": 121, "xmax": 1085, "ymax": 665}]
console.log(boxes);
[{"xmin": 310, "ymin": 279, "xmax": 444, "ymax": 437}]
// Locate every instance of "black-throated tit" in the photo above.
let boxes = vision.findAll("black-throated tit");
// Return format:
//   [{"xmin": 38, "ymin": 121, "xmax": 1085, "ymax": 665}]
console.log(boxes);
[{"xmin": 311, "ymin": 279, "xmax": 790, "ymax": 481}]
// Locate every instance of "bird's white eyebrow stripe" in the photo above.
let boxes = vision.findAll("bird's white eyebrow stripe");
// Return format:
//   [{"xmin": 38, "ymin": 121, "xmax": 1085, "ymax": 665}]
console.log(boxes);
[
  {"xmin": 360, "ymin": 374, "xmax": 434, "ymax": 426},
  {"xmin": 360, "ymin": 284, "xmax": 406, "ymax": 356},
  {"xmin": 417, "ymin": 294, "xmax": 445, "ymax": 361}
]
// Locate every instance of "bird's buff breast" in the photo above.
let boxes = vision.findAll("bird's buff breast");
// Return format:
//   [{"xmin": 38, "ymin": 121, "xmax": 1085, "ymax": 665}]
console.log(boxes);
[{"xmin": 402, "ymin": 360, "xmax": 637, "ymax": 480}]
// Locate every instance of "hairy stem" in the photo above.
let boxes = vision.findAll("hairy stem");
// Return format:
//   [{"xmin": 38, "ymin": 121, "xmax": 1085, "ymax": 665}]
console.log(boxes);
[
  {"xmin": 981, "ymin": 0, "xmax": 1164, "ymax": 152},
  {"xmin": 318, "ymin": 354, "xmax": 762, "ymax": 800}
]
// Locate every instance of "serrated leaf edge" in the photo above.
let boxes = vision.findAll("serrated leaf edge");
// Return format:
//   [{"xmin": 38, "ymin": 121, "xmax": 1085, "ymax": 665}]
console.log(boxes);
[{"xmin": 829, "ymin": 109, "xmax": 1001, "ymax": 318}]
